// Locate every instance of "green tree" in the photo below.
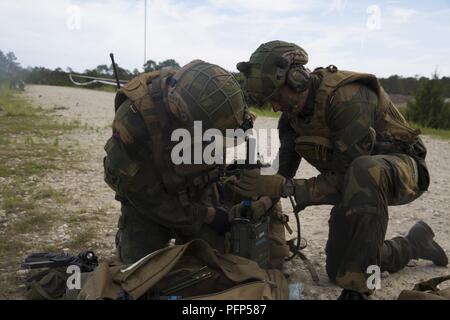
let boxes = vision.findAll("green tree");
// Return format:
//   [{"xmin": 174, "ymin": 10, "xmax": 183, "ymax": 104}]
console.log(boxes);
[
  {"xmin": 95, "ymin": 64, "xmax": 110, "ymax": 76},
  {"xmin": 0, "ymin": 50, "xmax": 22, "ymax": 81},
  {"xmin": 157, "ymin": 59, "xmax": 180, "ymax": 70},
  {"xmin": 143, "ymin": 59, "xmax": 157, "ymax": 72},
  {"xmin": 407, "ymin": 72, "xmax": 450, "ymax": 129},
  {"xmin": 143, "ymin": 59, "xmax": 180, "ymax": 72}
]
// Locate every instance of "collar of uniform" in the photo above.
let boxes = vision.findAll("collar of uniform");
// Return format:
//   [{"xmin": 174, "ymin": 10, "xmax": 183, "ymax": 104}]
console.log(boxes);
[{"xmin": 295, "ymin": 73, "xmax": 320, "ymax": 118}]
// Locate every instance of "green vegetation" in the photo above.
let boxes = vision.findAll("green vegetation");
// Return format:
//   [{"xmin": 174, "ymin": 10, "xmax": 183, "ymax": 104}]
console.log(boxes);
[
  {"xmin": 0, "ymin": 86, "xmax": 110, "ymax": 299},
  {"xmin": 0, "ymin": 86, "xmax": 90, "ymax": 299},
  {"xmin": 410, "ymin": 123, "xmax": 450, "ymax": 140},
  {"xmin": 32, "ymin": 186, "xmax": 67, "ymax": 202},
  {"xmin": 1, "ymin": 49, "xmax": 182, "ymax": 90},
  {"xmin": 0, "ymin": 86, "xmax": 83, "ymax": 180},
  {"xmin": 380, "ymin": 74, "xmax": 450, "ymax": 97},
  {"xmin": 65, "ymin": 228, "xmax": 96, "ymax": 250},
  {"xmin": 405, "ymin": 73, "xmax": 450, "ymax": 130},
  {"xmin": 3, "ymin": 48, "xmax": 450, "ymax": 98}
]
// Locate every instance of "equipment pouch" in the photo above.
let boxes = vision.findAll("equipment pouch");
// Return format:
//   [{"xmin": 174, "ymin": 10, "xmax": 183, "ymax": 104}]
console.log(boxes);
[
  {"xmin": 103, "ymin": 137, "xmax": 143, "ymax": 196},
  {"xmin": 294, "ymin": 136, "xmax": 333, "ymax": 171}
]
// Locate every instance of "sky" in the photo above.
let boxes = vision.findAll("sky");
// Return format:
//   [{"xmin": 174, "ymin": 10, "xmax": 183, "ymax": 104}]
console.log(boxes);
[{"xmin": 1, "ymin": 0, "xmax": 450, "ymax": 77}]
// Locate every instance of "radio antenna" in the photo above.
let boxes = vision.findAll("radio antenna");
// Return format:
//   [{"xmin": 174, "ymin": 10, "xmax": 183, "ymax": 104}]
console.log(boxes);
[{"xmin": 144, "ymin": 0, "xmax": 147, "ymax": 66}]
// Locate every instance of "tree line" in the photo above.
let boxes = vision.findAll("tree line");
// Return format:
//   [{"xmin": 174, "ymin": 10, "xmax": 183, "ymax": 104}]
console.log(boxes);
[
  {"xmin": 1, "ymin": 49, "xmax": 449, "ymax": 129},
  {"xmin": 0, "ymin": 50, "xmax": 180, "ymax": 88},
  {"xmin": 2, "ymin": 49, "xmax": 450, "ymax": 97}
]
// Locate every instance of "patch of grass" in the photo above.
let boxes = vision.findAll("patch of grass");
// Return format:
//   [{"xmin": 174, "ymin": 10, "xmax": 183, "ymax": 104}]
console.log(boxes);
[
  {"xmin": 2, "ymin": 194, "xmax": 35, "ymax": 213},
  {"xmin": 65, "ymin": 228, "xmax": 96, "ymax": 249},
  {"xmin": 33, "ymin": 186, "xmax": 67, "ymax": 202},
  {"xmin": 0, "ymin": 135, "xmax": 11, "ymax": 145},
  {"xmin": 0, "ymin": 88, "xmax": 36, "ymax": 117},
  {"xmin": 0, "ymin": 160, "xmax": 60, "ymax": 178},
  {"xmin": 0, "ymin": 86, "xmax": 85, "ymax": 297},
  {"xmin": 0, "ymin": 87, "xmax": 83, "ymax": 179},
  {"xmin": 410, "ymin": 123, "xmax": 450, "ymax": 140},
  {"xmin": 40, "ymin": 243, "xmax": 60, "ymax": 252},
  {"xmin": 92, "ymin": 207, "xmax": 108, "ymax": 216},
  {"xmin": 10, "ymin": 213, "xmax": 49, "ymax": 234},
  {"xmin": 0, "ymin": 236, "xmax": 30, "ymax": 261}
]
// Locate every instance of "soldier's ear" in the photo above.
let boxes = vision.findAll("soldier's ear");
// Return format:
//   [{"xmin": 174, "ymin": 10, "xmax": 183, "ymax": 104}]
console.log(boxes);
[{"xmin": 236, "ymin": 61, "xmax": 251, "ymax": 74}]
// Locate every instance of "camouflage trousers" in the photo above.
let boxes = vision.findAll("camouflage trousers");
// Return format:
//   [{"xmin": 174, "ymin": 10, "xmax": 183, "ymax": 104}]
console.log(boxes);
[
  {"xmin": 115, "ymin": 200, "xmax": 289, "ymax": 269},
  {"xmin": 325, "ymin": 154, "xmax": 425, "ymax": 293}
]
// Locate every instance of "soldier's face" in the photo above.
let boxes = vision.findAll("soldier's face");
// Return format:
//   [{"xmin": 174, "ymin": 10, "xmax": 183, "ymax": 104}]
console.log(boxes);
[{"xmin": 270, "ymin": 85, "xmax": 309, "ymax": 113}]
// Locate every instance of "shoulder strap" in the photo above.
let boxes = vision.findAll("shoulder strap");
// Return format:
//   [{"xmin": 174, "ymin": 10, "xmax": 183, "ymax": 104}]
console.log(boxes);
[
  {"xmin": 314, "ymin": 66, "xmax": 380, "ymax": 108},
  {"xmin": 147, "ymin": 74, "xmax": 192, "ymax": 206}
]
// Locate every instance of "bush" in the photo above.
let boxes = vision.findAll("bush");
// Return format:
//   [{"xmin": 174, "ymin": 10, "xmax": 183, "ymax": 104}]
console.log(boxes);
[{"xmin": 406, "ymin": 73, "xmax": 450, "ymax": 129}]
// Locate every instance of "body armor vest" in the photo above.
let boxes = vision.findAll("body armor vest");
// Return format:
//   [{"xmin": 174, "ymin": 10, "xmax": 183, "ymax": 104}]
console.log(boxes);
[
  {"xmin": 105, "ymin": 71, "xmax": 219, "ymax": 207},
  {"xmin": 288, "ymin": 66, "xmax": 426, "ymax": 177}
]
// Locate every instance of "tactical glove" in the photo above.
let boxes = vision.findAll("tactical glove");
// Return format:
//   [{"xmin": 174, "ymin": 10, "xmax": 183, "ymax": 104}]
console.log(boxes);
[
  {"xmin": 235, "ymin": 169, "xmax": 286, "ymax": 199},
  {"xmin": 229, "ymin": 200, "xmax": 267, "ymax": 221}
]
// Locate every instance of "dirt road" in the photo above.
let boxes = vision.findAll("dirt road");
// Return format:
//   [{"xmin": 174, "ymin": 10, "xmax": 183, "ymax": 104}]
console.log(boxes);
[{"xmin": 20, "ymin": 85, "xmax": 450, "ymax": 299}]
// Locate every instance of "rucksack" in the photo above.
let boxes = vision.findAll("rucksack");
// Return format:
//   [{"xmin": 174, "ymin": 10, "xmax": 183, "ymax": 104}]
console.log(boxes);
[
  {"xmin": 78, "ymin": 239, "xmax": 288, "ymax": 300},
  {"xmin": 24, "ymin": 268, "xmax": 69, "ymax": 300}
]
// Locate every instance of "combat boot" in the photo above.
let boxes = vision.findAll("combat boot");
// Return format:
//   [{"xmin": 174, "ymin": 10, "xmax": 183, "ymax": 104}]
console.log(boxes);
[{"xmin": 406, "ymin": 221, "xmax": 448, "ymax": 267}]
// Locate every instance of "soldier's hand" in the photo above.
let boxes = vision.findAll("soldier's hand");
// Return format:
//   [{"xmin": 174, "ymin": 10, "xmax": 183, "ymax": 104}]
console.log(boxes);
[
  {"xmin": 229, "ymin": 200, "xmax": 268, "ymax": 221},
  {"xmin": 235, "ymin": 169, "xmax": 285, "ymax": 199}
]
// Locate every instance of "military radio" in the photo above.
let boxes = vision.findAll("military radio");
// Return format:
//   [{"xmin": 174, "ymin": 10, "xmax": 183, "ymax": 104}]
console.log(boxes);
[
  {"xmin": 229, "ymin": 199, "xmax": 270, "ymax": 269},
  {"xmin": 227, "ymin": 136, "xmax": 271, "ymax": 268}
]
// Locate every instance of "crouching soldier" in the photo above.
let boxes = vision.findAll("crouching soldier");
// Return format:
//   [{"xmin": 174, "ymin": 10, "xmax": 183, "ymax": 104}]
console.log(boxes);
[
  {"xmin": 103, "ymin": 60, "xmax": 289, "ymax": 268},
  {"xmin": 235, "ymin": 41, "xmax": 448, "ymax": 299}
]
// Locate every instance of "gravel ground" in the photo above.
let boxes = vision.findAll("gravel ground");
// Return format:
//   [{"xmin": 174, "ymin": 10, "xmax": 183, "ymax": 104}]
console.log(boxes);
[{"xmin": 22, "ymin": 84, "xmax": 450, "ymax": 300}]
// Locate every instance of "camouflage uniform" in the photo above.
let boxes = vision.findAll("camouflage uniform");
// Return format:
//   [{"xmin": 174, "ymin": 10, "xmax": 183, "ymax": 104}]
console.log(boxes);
[
  {"xmin": 278, "ymin": 67, "xmax": 430, "ymax": 293},
  {"xmin": 104, "ymin": 61, "xmax": 288, "ymax": 266}
]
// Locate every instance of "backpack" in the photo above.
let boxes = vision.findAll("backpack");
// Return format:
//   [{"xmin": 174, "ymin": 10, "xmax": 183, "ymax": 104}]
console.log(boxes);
[
  {"xmin": 78, "ymin": 239, "xmax": 288, "ymax": 300},
  {"xmin": 24, "ymin": 268, "xmax": 69, "ymax": 300}
]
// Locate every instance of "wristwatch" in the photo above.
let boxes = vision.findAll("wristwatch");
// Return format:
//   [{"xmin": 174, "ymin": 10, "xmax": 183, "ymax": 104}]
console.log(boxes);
[{"xmin": 281, "ymin": 178, "xmax": 296, "ymax": 197}]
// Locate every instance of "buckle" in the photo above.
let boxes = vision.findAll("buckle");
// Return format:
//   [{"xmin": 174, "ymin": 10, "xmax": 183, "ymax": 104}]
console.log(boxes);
[{"xmin": 327, "ymin": 65, "xmax": 338, "ymax": 73}]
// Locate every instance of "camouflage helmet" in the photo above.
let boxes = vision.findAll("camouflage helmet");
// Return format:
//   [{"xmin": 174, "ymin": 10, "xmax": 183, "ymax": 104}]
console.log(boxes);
[
  {"xmin": 167, "ymin": 60, "xmax": 252, "ymax": 133},
  {"xmin": 237, "ymin": 40, "xmax": 308, "ymax": 106}
]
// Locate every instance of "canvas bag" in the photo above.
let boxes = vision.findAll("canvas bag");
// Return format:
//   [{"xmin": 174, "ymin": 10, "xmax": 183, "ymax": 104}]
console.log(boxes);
[{"xmin": 78, "ymin": 239, "xmax": 288, "ymax": 300}]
